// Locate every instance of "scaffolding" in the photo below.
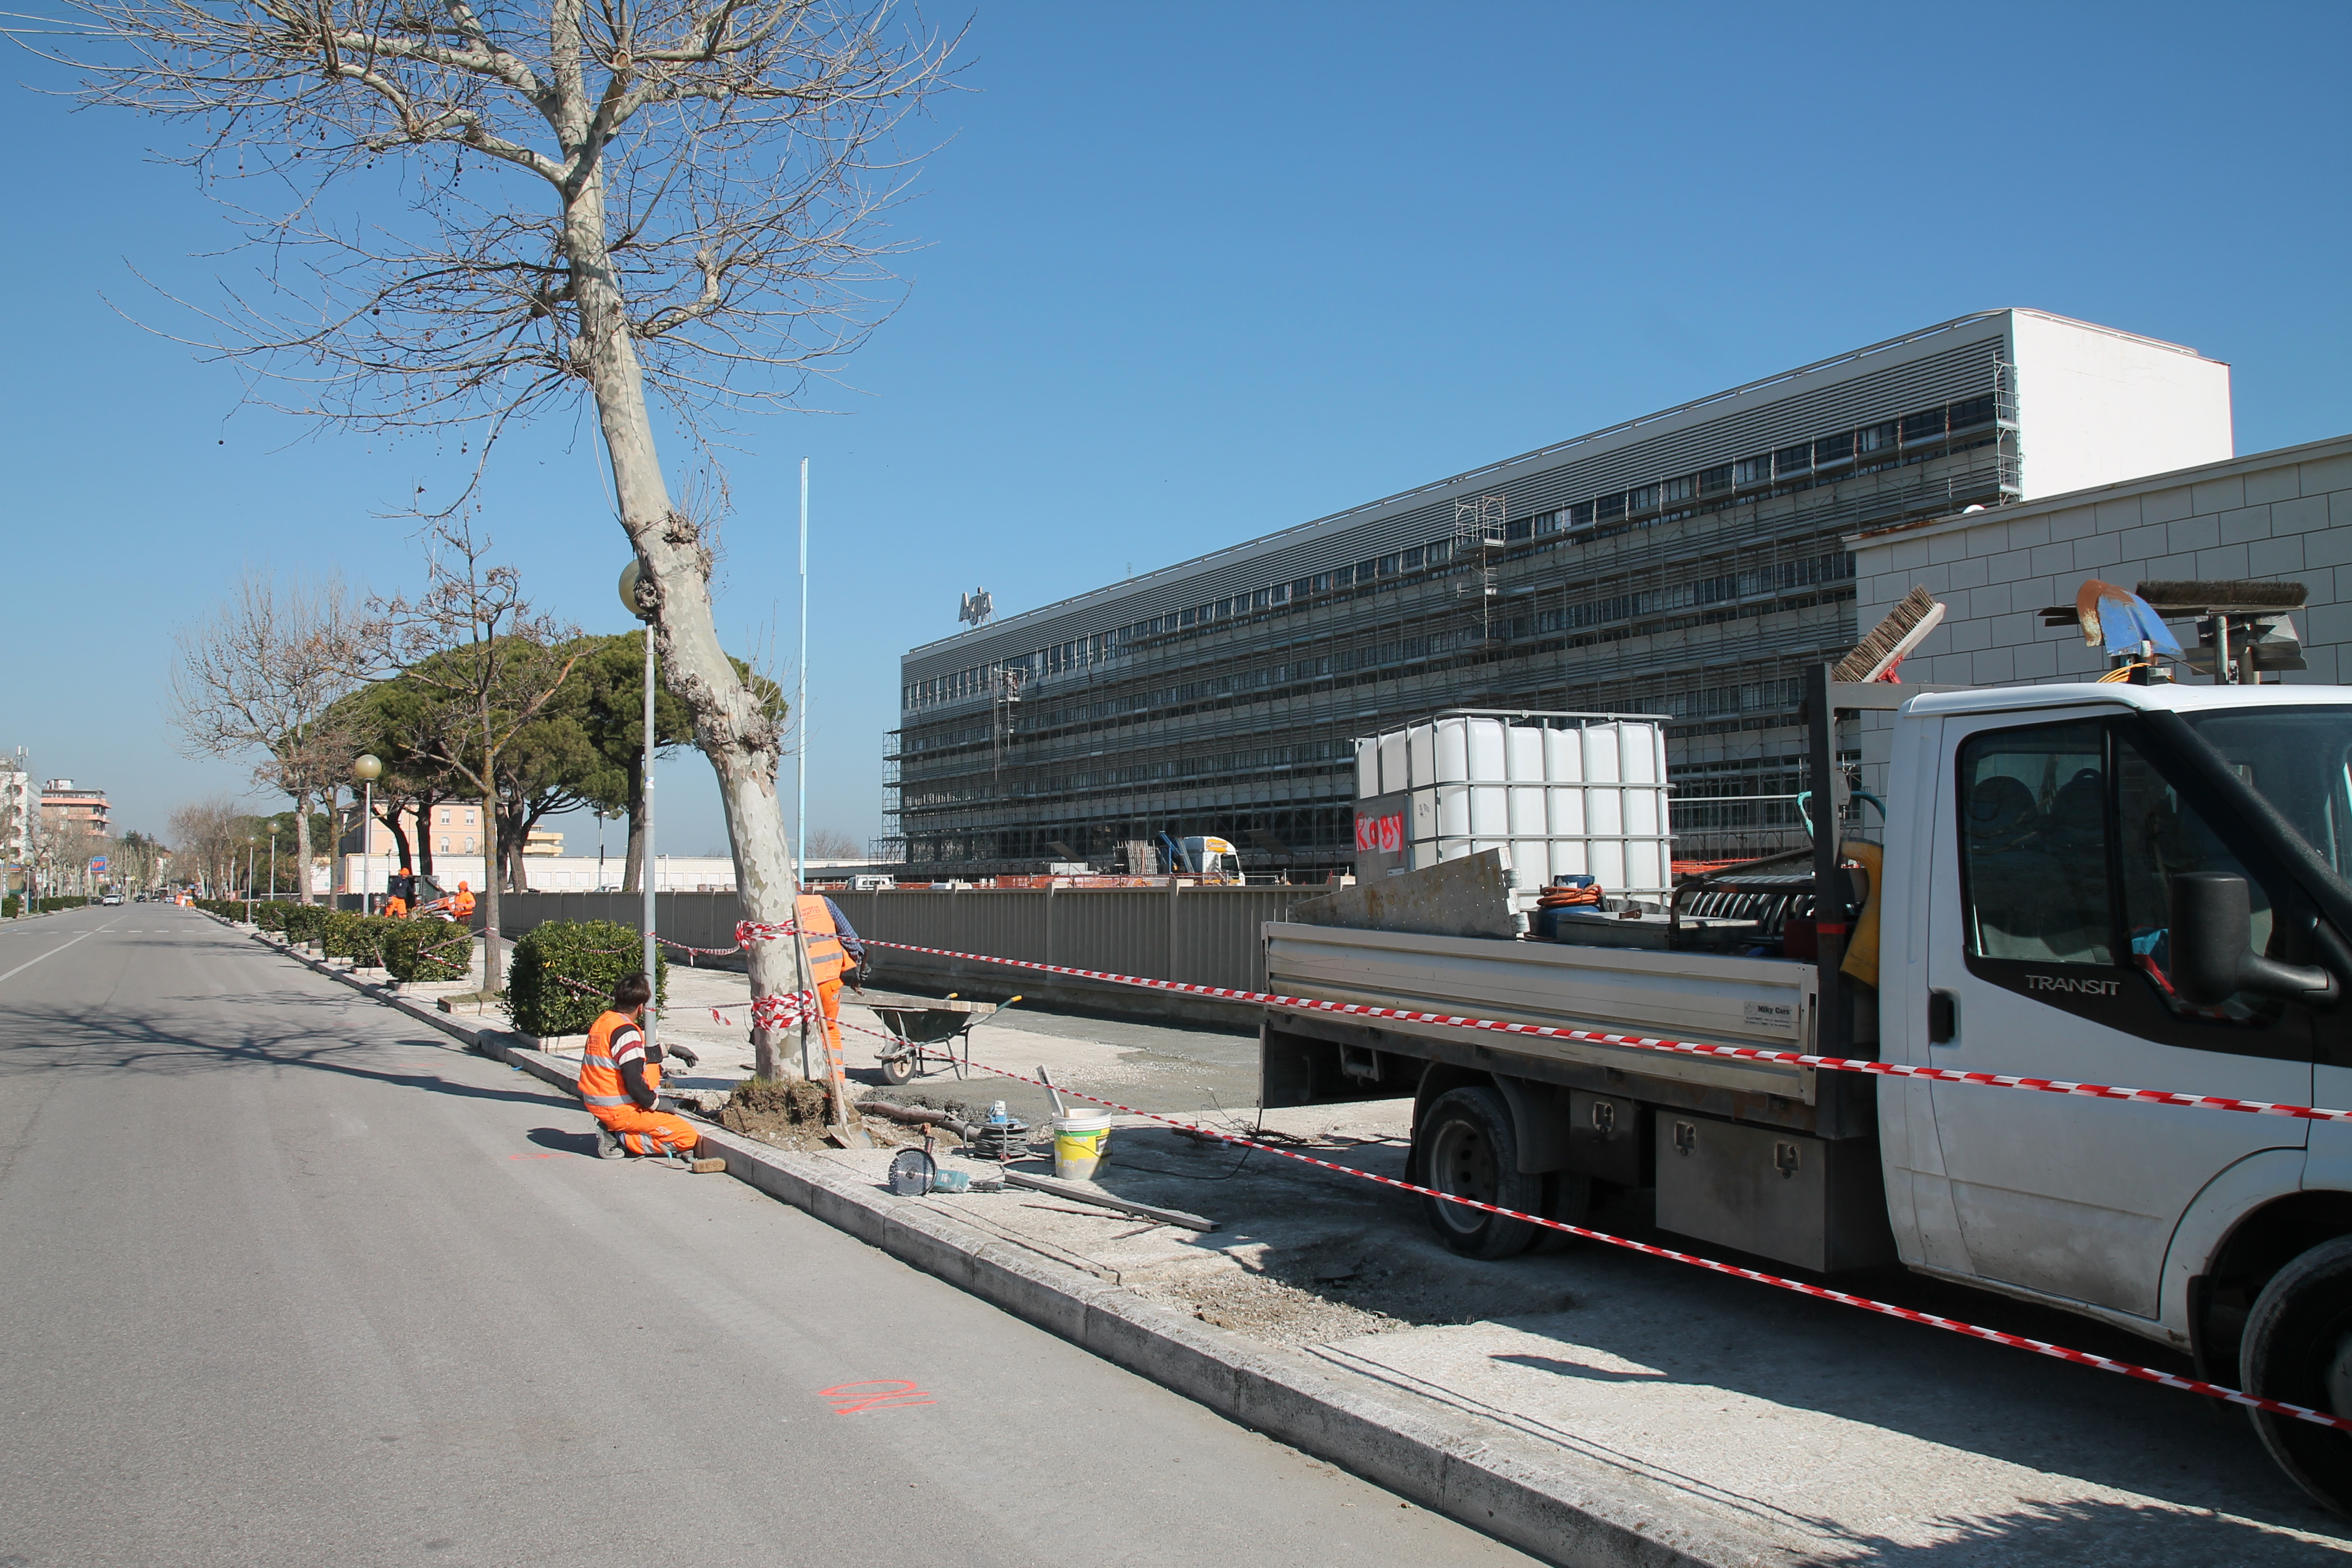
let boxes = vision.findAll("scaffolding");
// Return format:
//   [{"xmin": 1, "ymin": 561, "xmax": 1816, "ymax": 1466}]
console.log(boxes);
[{"xmin": 890, "ymin": 391, "xmax": 2020, "ymax": 877}]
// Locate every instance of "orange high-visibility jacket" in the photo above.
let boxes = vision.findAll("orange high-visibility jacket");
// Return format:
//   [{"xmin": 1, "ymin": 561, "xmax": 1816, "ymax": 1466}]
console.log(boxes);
[
  {"xmin": 796, "ymin": 895, "xmax": 850, "ymax": 983},
  {"xmin": 579, "ymin": 1009, "xmax": 657, "ymax": 1114}
]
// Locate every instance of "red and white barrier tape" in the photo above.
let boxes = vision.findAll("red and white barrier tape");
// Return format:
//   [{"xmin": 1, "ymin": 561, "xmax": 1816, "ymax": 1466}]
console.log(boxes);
[
  {"xmin": 738, "ymin": 926, "xmax": 2352, "ymax": 1126},
  {"xmin": 889, "ymin": 1038, "xmax": 2352, "ymax": 1435}
]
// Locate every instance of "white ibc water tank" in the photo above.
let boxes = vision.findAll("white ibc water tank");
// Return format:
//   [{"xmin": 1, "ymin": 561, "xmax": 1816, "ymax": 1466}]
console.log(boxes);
[{"xmin": 1353, "ymin": 710, "xmax": 1673, "ymax": 900}]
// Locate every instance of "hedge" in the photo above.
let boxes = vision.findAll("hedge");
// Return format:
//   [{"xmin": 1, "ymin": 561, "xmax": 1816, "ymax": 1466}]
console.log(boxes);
[
  {"xmin": 252, "ymin": 901, "xmax": 287, "ymax": 933},
  {"xmin": 504, "ymin": 920, "xmax": 668, "ymax": 1038},
  {"xmin": 382, "ymin": 921, "xmax": 473, "ymax": 983},
  {"xmin": 279, "ymin": 903, "xmax": 329, "ymax": 946}
]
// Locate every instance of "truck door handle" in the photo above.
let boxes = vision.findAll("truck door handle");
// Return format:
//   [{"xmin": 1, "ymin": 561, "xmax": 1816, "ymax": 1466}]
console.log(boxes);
[{"xmin": 1928, "ymin": 989, "xmax": 1958, "ymax": 1045}]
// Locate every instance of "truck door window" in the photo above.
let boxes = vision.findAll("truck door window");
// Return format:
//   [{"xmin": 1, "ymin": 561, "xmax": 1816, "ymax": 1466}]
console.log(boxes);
[
  {"xmin": 1957, "ymin": 721, "xmax": 2115, "ymax": 964},
  {"xmin": 2115, "ymin": 734, "xmax": 2288, "ymax": 1027}
]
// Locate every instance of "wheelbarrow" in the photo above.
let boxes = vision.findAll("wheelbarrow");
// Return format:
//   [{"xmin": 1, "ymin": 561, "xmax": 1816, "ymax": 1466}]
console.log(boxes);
[{"xmin": 866, "ymin": 994, "xmax": 1021, "ymax": 1086}]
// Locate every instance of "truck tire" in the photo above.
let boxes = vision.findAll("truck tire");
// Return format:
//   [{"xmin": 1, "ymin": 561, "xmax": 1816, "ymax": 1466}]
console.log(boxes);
[
  {"xmin": 1418, "ymin": 1087, "xmax": 1543, "ymax": 1260},
  {"xmin": 2241, "ymin": 1233, "xmax": 2352, "ymax": 1518}
]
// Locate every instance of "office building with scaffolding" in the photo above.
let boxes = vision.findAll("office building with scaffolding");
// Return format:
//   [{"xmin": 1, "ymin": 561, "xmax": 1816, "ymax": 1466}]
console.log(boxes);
[{"xmin": 888, "ymin": 310, "xmax": 2232, "ymax": 876}]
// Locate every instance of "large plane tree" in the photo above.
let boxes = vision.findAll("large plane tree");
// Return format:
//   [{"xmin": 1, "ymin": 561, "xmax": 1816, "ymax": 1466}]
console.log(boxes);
[{"xmin": 43, "ymin": 0, "xmax": 956, "ymax": 1072}]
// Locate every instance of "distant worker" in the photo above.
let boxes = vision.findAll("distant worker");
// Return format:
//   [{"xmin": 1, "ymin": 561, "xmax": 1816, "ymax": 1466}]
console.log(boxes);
[
  {"xmin": 389, "ymin": 865, "xmax": 417, "ymax": 907},
  {"xmin": 381, "ymin": 892, "xmax": 408, "ymax": 919},
  {"xmin": 580, "ymin": 973, "xmax": 703, "ymax": 1162},
  {"xmin": 451, "ymin": 881, "xmax": 475, "ymax": 920},
  {"xmin": 794, "ymin": 892, "xmax": 867, "ymax": 1061}
]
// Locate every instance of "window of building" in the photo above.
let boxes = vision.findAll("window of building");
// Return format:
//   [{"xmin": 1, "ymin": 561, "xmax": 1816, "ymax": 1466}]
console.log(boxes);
[
  {"xmin": 1774, "ymin": 443, "xmax": 1811, "ymax": 477},
  {"xmin": 1252, "ymin": 587, "xmax": 1270, "ymax": 609},
  {"xmin": 1815, "ymin": 432, "xmax": 1854, "ymax": 465},
  {"xmin": 1425, "ymin": 538, "xmax": 1454, "ymax": 563},
  {"xmin": 1504, "ymin": 516, "xmax": 1533, "ymax": 541},
  {"xmin": 1568, "ymin": 501, "xmax": 1596, "ymax": 526},
  {"xmin": 1697, "ymin": 464, "xmax": 1733, "ymax": 496},
  {"xmin": 1901, "ymin": 407, "xmax": 1946, "ymax": 443},
  {"xmin": 439, "ymin": 839, "xmax": 450, "ymax": 853},
  {"xmin": 1626, "ymin": 484, "xmax": 1659, "ymax": 514},
  {"xmin": 1311, "ymin": 573, "xmax": 1332, "ymax": 593},
  {"xmin": 464, "ymin": 837, "xmax": 476, "ymax": 853},
  {"xmin": 1211, "ymin": 598, "xmax": 1229, "ymax": 618},
  {"xmin": 439, "ymin": 808, "xmax": 452, "ymax": 825},
  {"xmin": 1858, "ymin": 421, "xmax": 1897, "ymax": 454},
  {"xmin": 1533, "ymin": 511, "xmax": 1562, "ymax": 536},
  {"xmin": 1402, "ymin": 545, "xmax": 1424, "ymax": 570},
  {"xmin": 1354, "ymin": 559, "xmax": 1378, "ymax": 582},
  {"xmin": 1732, "ymin": 455, "xmax": 1769, "ymax": 486},
  {"xmin": 1378, "ymin": 552, "xmax": 1401, "ymax": 575},
  {"xmin": 1594, "ymin": 492, "xmax": 1627, "ymax": 521},
  {"xmin": 1179, "ymin": 608, "xmax": 1197, "ymax": 627},
  {"xmin": 1948, "ymin": 395, "xmax": 1996, "ymax": 429}
]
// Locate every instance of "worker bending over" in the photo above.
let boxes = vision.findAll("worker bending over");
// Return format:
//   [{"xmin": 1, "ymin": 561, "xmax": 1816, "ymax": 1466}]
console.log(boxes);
[
  {"xmin": 581, "ymin": 973, "xmax": 701, "ymax": 1161},
  {"xmin": 795, "ymin": 894, "xmax": 866, "ymax": 1061}
]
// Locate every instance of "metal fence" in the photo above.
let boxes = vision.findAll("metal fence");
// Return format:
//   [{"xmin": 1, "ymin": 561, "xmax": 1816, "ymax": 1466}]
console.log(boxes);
[{"xmin": 488, "ymin": 884, "xmax": 1332, "ymax": 1001}]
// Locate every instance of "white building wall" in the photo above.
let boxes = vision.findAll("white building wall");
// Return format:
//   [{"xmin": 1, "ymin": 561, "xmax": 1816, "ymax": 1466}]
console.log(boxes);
[
  {"xmin": 1848, "ymin": 433, "xmax": 2352, "ymax": 790},
  {"xmin": 2010, "ymin": 311, "xmax": 2234, "ymax": 502}
]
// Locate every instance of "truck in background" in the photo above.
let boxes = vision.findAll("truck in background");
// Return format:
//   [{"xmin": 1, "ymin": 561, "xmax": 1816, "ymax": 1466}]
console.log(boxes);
[{"xmin": 1261, "ymin": 587, "xmax": 2352, "ymax": 1515}]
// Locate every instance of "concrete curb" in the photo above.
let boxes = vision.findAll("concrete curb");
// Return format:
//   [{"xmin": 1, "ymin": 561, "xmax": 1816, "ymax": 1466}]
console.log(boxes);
[{"xmin": 233, "ymin": 921, "xmax": 1795, "ymax": 1568}]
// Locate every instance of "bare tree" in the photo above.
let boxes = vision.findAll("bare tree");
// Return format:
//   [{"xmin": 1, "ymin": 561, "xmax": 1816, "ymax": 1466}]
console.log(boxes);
[
  {"xmin": 804, "ymin": 827, "xmax": 862, "ymax": 859},
  {"xmin": 41, "ymin": 0, "xmax": 958, "ymax": 1075},
  {"xmin": 166, "ymin": 797, "xmax": 244, "ymax": 895},
  {"xmin": 170, "ymin": 570, "xmax": 375, "ymax": 903},
  {"xmin": 383, "ymin": 520, "xmax": 580, "ymax": 993}
]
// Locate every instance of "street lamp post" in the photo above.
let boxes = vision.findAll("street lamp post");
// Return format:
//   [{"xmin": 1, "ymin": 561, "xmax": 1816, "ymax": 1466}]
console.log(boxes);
[
  {"xmin": 353, "ymin": 755, "xmax": 383, "ymax": 914},
  {"xmin": 619, "ymin": 563, "xmax": 659, "ymax": 1054}
]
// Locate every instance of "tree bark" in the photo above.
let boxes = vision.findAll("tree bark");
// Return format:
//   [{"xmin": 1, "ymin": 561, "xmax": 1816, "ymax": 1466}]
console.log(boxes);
[
  {"xmin": 565, "ymin": 161, "xmax": 799, "ymax": 1075},
  {"xmin": 621, "ymin": 756, "xmax": 645, "ymax": 895},
  {"xmin": 292, "ymin": 791, "xmax": 315, "ymax": 904}
]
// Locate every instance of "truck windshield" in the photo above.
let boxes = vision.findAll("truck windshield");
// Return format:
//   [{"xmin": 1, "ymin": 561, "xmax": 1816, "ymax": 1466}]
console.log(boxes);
[{"xmin": 2182, "ymin": 707, "xmax": 2352, "ymax": 884}]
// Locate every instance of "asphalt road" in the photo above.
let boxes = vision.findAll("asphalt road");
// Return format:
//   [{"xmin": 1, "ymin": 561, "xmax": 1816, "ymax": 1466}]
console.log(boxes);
[{"xmin": 0, "ymin": 906, "xmax": 1534, "ymax": 1568}]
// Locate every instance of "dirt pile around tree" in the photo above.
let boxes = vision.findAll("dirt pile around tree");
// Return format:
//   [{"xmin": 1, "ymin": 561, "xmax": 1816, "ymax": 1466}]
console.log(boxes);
[{"xmin": 718, "ymin": 1077, "xmax": 850, "ymax": 1151}]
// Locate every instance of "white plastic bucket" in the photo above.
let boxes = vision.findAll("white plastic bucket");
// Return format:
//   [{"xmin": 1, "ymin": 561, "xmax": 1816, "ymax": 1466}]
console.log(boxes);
[{"xmin": 1052, "ymin": 1112, "xmax": 1114, "ymax": 1180}]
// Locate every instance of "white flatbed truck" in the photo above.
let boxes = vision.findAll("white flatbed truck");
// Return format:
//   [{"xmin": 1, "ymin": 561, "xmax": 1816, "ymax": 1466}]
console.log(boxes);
[{"xmin": 1261, "ymin": 666, "xmax": 2352, "ymax": 1513}]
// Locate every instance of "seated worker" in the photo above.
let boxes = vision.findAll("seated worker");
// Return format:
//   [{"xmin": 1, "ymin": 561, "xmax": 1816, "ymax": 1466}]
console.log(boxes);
[
  {"xmin": 580, "ymin": 973, "xmax": 703, "ymax": 1161},
  {"xmin": 451, "ymin": 881, "xmax": 475, "ymax": 919}
]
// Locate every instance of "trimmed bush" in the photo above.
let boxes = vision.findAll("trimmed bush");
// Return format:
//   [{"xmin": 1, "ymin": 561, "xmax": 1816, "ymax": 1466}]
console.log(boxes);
[
  {"xmin": 280, "ymin": 903, "xmax": 329, "ymax": 946},
  {"xmin": 504, "ymin": 920, "xmax": 668, "ymax": 1038},
  {"xmin": 383, "ymin": 921, "xmax": 473, "ymax": 983},
  {"xmin": 252, "ymin": 901, "xmax": 287, "ymax": 933},
  {"xmin": 39, "ymin": 896, "xmax": 88, "ymax": 912}
]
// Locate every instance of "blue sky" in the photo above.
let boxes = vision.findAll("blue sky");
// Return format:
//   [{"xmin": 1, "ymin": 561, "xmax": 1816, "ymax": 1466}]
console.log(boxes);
[{"xmin": 4, "ymin": 1, "xmax": 2347, "ymax": 856}]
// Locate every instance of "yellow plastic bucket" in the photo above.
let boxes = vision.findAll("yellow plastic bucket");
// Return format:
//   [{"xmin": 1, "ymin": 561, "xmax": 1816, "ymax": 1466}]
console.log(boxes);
[{"xmin": 1052, "ymin": 1112, "xmax": 1114, "ymax": 1180}]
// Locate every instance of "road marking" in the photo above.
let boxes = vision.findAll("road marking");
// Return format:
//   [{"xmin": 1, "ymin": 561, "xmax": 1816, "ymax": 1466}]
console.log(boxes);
[
  {"xmin": 0, "ymin": 929, "xmax": 102, "ymax": 988},
  {"xmin": 818, "ymin": 1380, "xmax": 937, "ymax": 1414}
]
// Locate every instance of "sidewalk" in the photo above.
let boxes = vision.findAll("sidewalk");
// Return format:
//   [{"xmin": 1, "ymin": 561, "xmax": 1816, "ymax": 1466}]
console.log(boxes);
[{"xmin": 276, "ymin": 927, "xmax": 2352, "ymax": 1562}]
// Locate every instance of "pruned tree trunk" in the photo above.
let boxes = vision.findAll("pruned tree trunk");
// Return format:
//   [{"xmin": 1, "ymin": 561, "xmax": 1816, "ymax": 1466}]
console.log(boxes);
[
  {"xmin": 293, "ymin": 791, "xmax": 315, "ymax": 904},
  {"xmin": 574, "ymin": 183, "xmax": 798, "ymax": 1074}
]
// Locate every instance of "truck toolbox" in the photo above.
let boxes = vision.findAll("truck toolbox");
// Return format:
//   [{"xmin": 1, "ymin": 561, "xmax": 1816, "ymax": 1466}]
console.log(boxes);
[{"xmin": 1653, "ymin": 1111, "xmax": 1897, "ymax": 1274}]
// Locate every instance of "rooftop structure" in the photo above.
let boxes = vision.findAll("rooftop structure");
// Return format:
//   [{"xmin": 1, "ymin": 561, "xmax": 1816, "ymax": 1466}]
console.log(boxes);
[{"xmin": 891, "ymin": 310, "xmax": 2233, "ymax": 876}]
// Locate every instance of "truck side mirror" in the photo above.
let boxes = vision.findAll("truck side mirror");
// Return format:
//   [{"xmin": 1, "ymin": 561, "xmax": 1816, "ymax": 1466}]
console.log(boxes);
[{"xmin": 2170, "ymin": 872, "xmax": 2338, "ymax": 1007}]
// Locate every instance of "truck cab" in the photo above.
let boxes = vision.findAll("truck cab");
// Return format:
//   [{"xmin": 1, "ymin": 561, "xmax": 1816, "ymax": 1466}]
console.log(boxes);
[{"xmin": 1262, "ymin": 673, "xmax": 2352, "ymax": 1513}]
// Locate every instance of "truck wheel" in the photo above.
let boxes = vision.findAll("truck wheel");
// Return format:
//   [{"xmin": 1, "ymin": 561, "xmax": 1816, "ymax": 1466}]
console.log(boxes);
[
  {"xmin": 1418, "ymin": 1087, "xmax": 1542, "ymax": 1260},
  {"xmin": 2241, "ymin": 1234, "xmax": 2352, "ymax": 1518}
]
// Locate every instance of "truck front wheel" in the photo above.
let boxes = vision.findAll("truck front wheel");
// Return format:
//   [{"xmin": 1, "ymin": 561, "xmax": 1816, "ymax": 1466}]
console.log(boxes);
[
  {"xmin": 1418, "ymin": 1087, "xmax": 1544, "ymax": 1260},
  {"xmin": 2241, "ymin": 1233, "xmax": 2352, "ymax": 1518}
]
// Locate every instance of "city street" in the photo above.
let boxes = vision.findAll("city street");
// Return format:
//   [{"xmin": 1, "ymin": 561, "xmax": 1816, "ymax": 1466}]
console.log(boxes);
[{"xmin": 0, "ymin": 906, "xmax": 1532, "ymax": 1567}]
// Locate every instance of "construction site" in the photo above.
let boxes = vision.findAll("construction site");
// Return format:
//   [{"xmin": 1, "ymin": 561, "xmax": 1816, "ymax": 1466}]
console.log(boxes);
[{"xmin": 889, "ymin": 309, "xmax": 2233, "ymax": 878}]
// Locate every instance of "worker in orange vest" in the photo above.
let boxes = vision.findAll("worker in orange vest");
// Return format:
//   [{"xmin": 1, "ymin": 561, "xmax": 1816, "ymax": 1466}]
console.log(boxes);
[
  {"xmin": 580, "ymin": 973, "xmax": 703, "ymax": 1161},
  {"xmin": 451, "ymin": 881, "xmax": 475, "ymax": 919},
  {"xmin": 795, "ymin": 893, "xmax": 865, "ymax": 1060},
  {"xmin": 382, "ymin": 892, "xmax": 408, "ymax": 919}
]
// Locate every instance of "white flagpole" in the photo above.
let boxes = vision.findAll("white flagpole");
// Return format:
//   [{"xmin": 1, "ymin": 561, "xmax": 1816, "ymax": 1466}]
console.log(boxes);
[{"xmin": 796, "ymin": 456, "xmax": 809, "ymax": 895}]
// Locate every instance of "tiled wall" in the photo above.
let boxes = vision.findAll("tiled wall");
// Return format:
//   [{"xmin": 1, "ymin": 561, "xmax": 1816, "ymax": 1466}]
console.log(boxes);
[{"xmin": 1854, "ymin": 437, "xmax": 2352, "ymax": 688}]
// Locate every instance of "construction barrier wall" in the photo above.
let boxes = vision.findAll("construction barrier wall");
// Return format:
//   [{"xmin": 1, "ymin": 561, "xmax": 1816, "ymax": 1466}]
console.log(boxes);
[{"xmin": 484, "ymin": 885, "xmax": 1332, "ymax": 1021}]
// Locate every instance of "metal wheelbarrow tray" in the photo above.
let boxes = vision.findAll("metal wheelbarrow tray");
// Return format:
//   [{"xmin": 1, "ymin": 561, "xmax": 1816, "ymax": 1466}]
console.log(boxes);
[{"xmin": 865, "ymin": 995, "xmax": 1018, "ymax": 1085}]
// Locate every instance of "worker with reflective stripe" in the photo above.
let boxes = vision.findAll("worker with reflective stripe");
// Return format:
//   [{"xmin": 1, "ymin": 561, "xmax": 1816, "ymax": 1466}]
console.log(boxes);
[
  {"xmin": 580, "ymin": 972, "xmax": 700, "ymax": 1159},
  {"xmin": 796, "ymin": 894, "xmax": 865, "ymax": 1060}
]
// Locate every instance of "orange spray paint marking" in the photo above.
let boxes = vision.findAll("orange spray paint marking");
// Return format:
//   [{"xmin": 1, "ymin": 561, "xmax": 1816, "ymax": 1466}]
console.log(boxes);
[{"xmin": 818, "ymin": 1380, "xmax": 937, "ymax": 1414}]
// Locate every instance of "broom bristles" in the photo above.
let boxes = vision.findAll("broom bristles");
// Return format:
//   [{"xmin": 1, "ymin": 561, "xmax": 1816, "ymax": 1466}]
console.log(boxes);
[{"xmin": 1834, "ymin": 585, "xmax": 1939, "ymax": 682}]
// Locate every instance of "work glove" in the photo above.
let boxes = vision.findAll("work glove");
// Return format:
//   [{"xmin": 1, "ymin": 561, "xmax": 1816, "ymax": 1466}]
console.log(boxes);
[{"xmin": 666, "ymin": 1041, "xmax": 701, "ymax": 1069}]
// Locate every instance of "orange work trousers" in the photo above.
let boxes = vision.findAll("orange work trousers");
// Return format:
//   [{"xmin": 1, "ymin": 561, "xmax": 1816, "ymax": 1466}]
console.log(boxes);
[
  {"xmin": 594, "ymin": 1104, "xmax": 700, "ymax": 1157},
  {"xmin": 815, "ymin": 977, "xmax": 845, "ymax": 1058}
]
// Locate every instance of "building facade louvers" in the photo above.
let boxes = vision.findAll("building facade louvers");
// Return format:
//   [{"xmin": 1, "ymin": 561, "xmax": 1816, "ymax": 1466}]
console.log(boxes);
[{"xmin": 889, "ymin": 310, "xmax": 2231, "ymax": 876}]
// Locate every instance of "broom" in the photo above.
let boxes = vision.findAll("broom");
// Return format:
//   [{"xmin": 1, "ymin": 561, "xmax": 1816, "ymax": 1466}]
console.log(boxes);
[{"xmin": 1833, "ymin": 585, "xmax": 1945, "ymax": 683}]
